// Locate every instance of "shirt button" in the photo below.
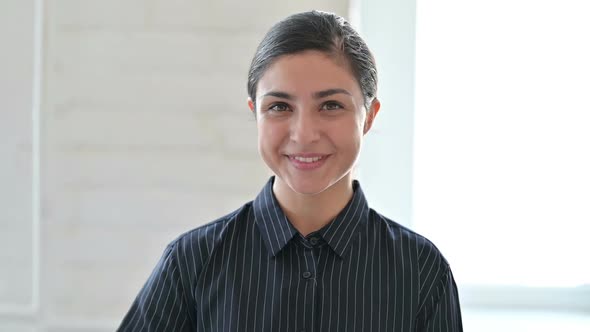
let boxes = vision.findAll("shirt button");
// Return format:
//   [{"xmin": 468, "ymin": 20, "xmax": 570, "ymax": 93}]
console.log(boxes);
[
  {"xmin": 309, "ymin": 237, "xmax": 319, "ymax": 245},
  {"xmin": 302, "ymin": 271, "xmax": 312, "ymax": 279}
]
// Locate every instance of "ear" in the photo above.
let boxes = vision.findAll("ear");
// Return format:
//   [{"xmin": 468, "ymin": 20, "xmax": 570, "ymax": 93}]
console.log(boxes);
[
  {"xmin": 363, "ymin": 98, "xmax": 381, "ymax": 134},
  {"xmin": 247, "ymin": 97, "xmax": 256, "ymax": 113}
]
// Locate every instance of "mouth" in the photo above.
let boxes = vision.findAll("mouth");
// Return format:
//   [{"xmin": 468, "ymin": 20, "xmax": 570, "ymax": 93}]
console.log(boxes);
[
  {"xmin": 291, "ymin": 155, "xmax": 325, "ymax": 163},
  {"xmin": 286, "ymin": 154, "xmax": 330, "ymax": 170}
]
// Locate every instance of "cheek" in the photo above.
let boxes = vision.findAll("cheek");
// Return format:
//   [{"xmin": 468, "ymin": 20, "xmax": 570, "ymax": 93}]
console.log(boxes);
[
  {"xmin": 333, "ymin": 117, "xmax": 364, "ymax": 146},
  {"xmin": 257, "ymin": 120, "xmax": 284, "ymax": 151}
]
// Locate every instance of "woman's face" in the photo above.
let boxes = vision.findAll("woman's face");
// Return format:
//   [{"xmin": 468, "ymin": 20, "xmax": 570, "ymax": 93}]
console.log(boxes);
[{"xmin": 249, "ymin": 50, "xmax": 379, "ymax": 196}]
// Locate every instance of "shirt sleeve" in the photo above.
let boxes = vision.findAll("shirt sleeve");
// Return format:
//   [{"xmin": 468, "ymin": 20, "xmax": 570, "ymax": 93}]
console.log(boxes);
[
  {"xmin": 417, "ymin": 266, "xmax": 463, "ymax": 332},
  {"xmin": 118, "ymin": 243, "xmax": 197, "ymax": 332}
]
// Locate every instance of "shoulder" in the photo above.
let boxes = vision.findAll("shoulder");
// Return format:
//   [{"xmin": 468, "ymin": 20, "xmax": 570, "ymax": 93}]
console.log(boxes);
[
  {"xmin": 368, "ymin": 208, "xmax": 451, "ymax": 278},
  {"xmin": 165, "ymin": 202, "xmax": 253, "ymax": 276},
  {"xmin": 369, "ymin": 209, "xmax": 454, "ymax": 309}
]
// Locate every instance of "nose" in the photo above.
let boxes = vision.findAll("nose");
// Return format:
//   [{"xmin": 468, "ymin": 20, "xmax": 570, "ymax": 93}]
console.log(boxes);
[{"xmin": 290, "ymin": 110, "xmax": 320, "ymax": 144}]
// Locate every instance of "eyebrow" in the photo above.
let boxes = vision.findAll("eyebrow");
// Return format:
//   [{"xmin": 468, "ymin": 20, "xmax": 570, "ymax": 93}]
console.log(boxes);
[
  {"xmin": 313, "ymin": 88, "xmax": 352, "ymax": 99},
  {"xmin": 261, "ymin": 88, "xmax": 352, "ymax": 100}
]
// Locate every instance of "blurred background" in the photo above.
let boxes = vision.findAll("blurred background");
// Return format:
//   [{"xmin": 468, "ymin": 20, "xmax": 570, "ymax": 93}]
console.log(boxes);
[{"xmin": 1, "ymin": 0, "xmax": 588, "ymax": 331}]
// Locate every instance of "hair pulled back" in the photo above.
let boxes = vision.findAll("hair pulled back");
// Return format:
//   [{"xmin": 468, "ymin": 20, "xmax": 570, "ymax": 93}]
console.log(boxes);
[{"xmin": 247, "ymin": 11, "xmax": 378, "ymax": 109}]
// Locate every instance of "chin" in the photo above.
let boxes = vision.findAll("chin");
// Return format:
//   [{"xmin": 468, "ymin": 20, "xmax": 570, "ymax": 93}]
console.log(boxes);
[
  {"xmin": 288, "ymin": 184, "xmax": 326, "ymax": 196},
  {"xmin": 272, "ymin": 173, "xmax": 323, "ymax": 196},
  {"xmin": 284, "ymin": 173, "xmax": 345, "ymax": 196}
]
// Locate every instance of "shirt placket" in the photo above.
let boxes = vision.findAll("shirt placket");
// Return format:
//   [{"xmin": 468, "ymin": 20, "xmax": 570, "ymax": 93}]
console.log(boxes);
[{"xmin": 298, "ymin": 237, "xmax": 319, "ymax": 332}]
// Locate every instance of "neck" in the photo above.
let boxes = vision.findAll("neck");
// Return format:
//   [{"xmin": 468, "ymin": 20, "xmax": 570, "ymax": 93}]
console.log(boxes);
[{"xmin": 272, "ymin": 174, "xmax": 354, "ymax": 237}]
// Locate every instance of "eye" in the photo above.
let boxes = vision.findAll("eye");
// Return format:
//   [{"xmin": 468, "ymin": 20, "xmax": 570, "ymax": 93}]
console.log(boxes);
[
  {"xmin": 268, "ymin": 103, "xmax": 291, "ymax": 112},
  {"xmin": 321, "ymin": 101, "xmax": 344, "ymax": 111}
]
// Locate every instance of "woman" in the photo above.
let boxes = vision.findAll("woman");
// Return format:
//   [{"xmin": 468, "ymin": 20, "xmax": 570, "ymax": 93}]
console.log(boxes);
[{"xmin": 119, "ymin": 10, "xmax": 462, "ymax": 332}]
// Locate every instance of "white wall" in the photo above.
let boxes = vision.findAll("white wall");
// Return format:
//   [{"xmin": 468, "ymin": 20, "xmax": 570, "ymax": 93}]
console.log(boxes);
[
  {"xmin": 0, "ymin": 0, "xmax": 349, "ymax": 330},
  {"xmin": 0, "ymin": 0, "xmax": 36, "ymax": 324},
  {"xmin": 355, "ymin": 0, "xmax": 416, "ymax": 227}
]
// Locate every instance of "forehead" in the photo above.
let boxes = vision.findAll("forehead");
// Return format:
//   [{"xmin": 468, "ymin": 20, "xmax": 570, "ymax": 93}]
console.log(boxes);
[{"xmin": 256, "ymin": 50, "xmax": 362, "ymax": 99}]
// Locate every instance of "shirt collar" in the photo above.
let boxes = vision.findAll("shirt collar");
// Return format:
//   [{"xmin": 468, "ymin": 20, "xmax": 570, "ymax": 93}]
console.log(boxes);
[
  {"xmin": 252, "ymin": 177, "xmax": 298, "ymax": 257},
  {"xmin": 253, "ymin": 176, "xmax": 370, "ymax": 258},
  {"xmin": 318, "ymin": 179, "xmax": 369, "ymax": 258}
]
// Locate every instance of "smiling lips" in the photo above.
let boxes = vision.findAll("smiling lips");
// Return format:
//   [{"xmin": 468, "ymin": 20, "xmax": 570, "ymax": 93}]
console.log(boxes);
[{"xmin": 287, "ymin": 153, "xmax": 330, "ymax": 170}]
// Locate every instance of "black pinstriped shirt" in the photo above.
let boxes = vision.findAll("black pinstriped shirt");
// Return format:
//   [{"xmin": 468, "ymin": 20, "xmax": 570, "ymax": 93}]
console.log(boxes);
[{"xmin": 119, "ymin": 177, "xmax": 463, "ymax": 331}]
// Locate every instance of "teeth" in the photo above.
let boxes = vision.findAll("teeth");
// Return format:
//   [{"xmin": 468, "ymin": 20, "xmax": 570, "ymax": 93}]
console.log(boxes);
[{"xmin": 293, "ymin": 156, "xmax": 323, "ymax": 163}]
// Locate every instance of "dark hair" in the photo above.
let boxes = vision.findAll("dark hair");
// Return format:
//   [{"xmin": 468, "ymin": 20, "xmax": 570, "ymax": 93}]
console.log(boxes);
[{"xmin": 247, "ymin": 10, "xmax": 378, "ymax": 110}]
